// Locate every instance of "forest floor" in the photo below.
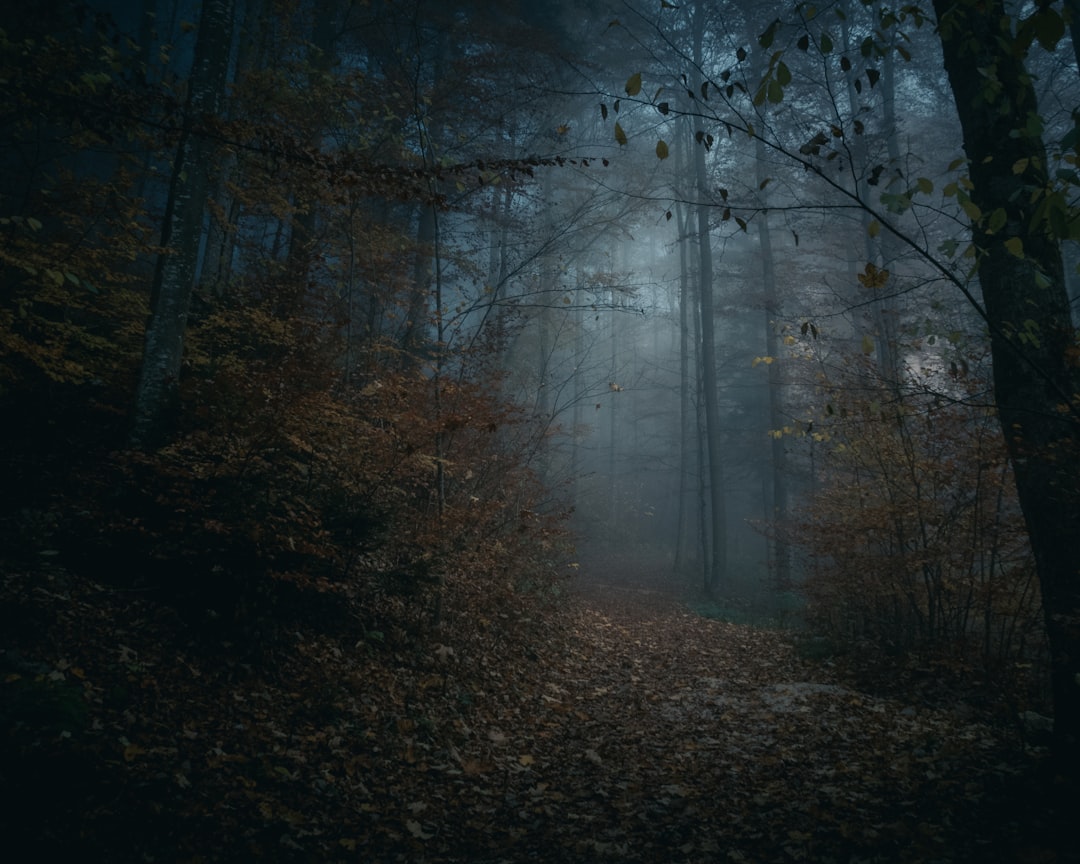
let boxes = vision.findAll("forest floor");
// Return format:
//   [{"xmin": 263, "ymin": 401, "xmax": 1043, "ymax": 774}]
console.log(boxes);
[{"xmin": 1, "ymin": 553, "xmax": 1075, "ymax": 863}]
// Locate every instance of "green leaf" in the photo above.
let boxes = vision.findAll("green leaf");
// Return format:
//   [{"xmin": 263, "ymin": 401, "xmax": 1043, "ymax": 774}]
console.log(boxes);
[
  {"xmin": 987, "ymin": 207, "xmax": 1007, "ymax": 234},
  {"xmin": 625, "ymin": 72, "xmax": 642, "ymax": 96},
  {"xmin": 656, "ymin": 140, "xmax": 669, "ymax": 159},
  {"xmin": 776, "ymin": 61, "xmax": 792, "ymax": 86},
  {"xmin": 26, "ymin": 217, "xmax": 43, "ymax": 231},
  {"xmin": 959, "ymin": 193, "xmax": 982, "ymax": 222},
  {"xmin": 867, "ymin": 219, "xmax": 881, "ymax": 238},
  {"xmin": 862, "ymin": 334, "xmax": 874, "ymax": 355},
  {"xmin": 1032, "ymin": 9, "xmax": 1065, "ymax": 50},
  {"xmin": 820, "ymin": 32, "xmax": 833, "ymax": 53},
  {"xmin": 614, "ymin": 122, "xmax": 627, "ymax": 146},
  {"xmin": 767, "ymin": 79, "xmax": 784, "ymax": 103},
  {"xmin": 1004, "ymin": 236, "xmax": 1024, "ymax": 257},
  {"xmin": 916, "ymin": 177, "xmax": 933, "ymax": 195},
  {"xmin": 759, "ymin": 18, "xmax": 781, "ymax": 49}
]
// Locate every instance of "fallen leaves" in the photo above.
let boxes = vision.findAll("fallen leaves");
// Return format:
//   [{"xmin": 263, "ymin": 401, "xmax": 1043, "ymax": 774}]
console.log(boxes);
[{"xmin": 1, "ymin": 562, "xmax": 1071, "ymax": 863}]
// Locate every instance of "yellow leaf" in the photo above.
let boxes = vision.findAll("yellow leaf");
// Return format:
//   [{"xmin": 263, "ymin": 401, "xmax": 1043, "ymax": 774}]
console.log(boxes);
[
  {"xmin": 614, "ymin": 122, "xmax": 627, "ymax": 146},
  {"xmin": 519, "ymin": 754, "xmax": 535, "ymax": 766},
  {"xmin": 1004, "ymin": 236, "xmax": 1024, "ymax": 257},
  {"xmin": 857, "ymin": 263, "xmax": 889, "ymax": 289},
  {"xmin": 656, "ymin": 140, "xmax": 669, "ymax": 159},
  {"xmin": 625, "ymin": 72, "xmax": 642, "ymax": 96},
  {"xmin": 867, "ymin": 219, "xmax": 880, "ymax": 238}
]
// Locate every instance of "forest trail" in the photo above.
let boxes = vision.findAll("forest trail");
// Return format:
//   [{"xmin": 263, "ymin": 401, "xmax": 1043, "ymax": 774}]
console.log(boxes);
[
  {"xmin": 3, "ymin": 563, "xmax": 1067, "ymax": 864},
  {"xmin": 414, "ymin": 565, "xmax": 1047, "ymax": 863}
]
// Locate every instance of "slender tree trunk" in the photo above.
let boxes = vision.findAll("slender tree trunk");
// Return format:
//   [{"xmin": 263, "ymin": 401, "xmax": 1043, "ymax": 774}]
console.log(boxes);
[
  {"xmin": 934, "ymin": 0, "xmax": 1080, "ymax": 770},
  {"xmin": 131, "ymin": 0, "xmax": 235, "ymax": 447},
  {"xmin": 402, "ymin": 203, "xmax": 436, "ymax": 362},
  {"xmin": 752, "ymin": 49, "xmax": 790, "ymax": 588},
  {"xmin": 674, "ymin": 199, "xmax": 693, "ymax": 573},
  {"xmin": 755, "ymin": 173, "xmax": 789, "ymax": 586},
  {"xmin": 840, "ymin": 7, "xmax": 897, "ymax": 384},
  {"xmin": 285, "ymin": 0, "xmax": 338, "ymax": 296},
  {"xmin": 608, "ymin": 284, "xmax": 619, "ymax": 530},
  {"xmin": 673, "ymin": 114, "xmax": 695, "ymax": 575},
  {"xmin": 693, "ymin": 0, "xmax": 725, "ymax": 595}
]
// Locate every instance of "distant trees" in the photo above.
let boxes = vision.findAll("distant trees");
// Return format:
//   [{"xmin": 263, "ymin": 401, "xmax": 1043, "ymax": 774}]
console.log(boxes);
[{"xmin": 601, "ymin": 0, "xmax": 1079, "ymax": 764}]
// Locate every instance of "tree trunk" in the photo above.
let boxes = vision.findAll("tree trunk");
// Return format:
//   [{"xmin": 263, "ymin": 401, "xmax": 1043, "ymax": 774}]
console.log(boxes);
[
  {"xmin": 755, "ymin": 171, "xmax": 789, "ymax": 587},
  {"xmin": 934, "ymin": 0, "xmax": 1080, "ymax": 770},
  {"xmin": 673, "ymin": 193, "xmax": 693, "ymax": 573},
  {"xmin": 752, "ymin": 49, "xmax": 790, "ymax": 589},
  {"xmin": 130, "ymin": 0, "xmax": 235, "ymax": 447},
  {"xmin": 693, "ymin": 0, "xmax": 726, "ymax": 595}
]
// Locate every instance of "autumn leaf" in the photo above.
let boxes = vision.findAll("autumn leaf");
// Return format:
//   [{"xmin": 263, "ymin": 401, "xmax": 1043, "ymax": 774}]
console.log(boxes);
[
  {"xmin": 857, "ymin": 262, "xmax": 889, "ymax": 289},
  {"xmin": 406, "ymin": 819, "xmax": 433, "ymax": 840}
]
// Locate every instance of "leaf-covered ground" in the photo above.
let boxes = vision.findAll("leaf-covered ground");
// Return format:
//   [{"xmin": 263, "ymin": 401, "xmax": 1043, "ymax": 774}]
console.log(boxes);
[{"xmin": 2, "ymin": 560, "xmax": 1075, "ymax": 863}]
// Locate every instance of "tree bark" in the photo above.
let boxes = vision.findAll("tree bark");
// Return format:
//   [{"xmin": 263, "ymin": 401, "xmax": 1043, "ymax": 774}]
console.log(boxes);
[
  {"xmin": 130, "ymin": 0, "xmax": 235, "ymax": 447},
  {"xmin": 693, "ymin": 0, "xmax": 726, "ymax": 595},
  {"xmin": 934, "ymin": 0, "xmax": 1080, "ymax": 770}
]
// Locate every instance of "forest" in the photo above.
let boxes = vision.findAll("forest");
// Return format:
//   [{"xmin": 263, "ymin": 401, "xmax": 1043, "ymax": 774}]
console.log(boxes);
[{"xmin": 1, "ymin": 0, "xmax": 1079, "ymax": 860}]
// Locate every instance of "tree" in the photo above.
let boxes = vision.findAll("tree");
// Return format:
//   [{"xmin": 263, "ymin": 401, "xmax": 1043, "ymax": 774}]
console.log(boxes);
[
  {"xmin": 691, "ymin": 0, "xmax": 728, "ymax": 595},
  {"xmin": 932, "ymin": 0, "xmax": 1080, "ymax": 769},
  {"xmin": 130, "ymin": 0, "xmax": 236, "ymax": 447}
]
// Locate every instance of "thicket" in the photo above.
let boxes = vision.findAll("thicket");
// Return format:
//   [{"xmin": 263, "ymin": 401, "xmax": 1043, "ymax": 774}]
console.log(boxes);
[
  {"xmin": 0, "ymin": 2, "xmax": 572, "ymax": 650},
  {"xmin": 787, "ymin": 346, "xmax": 1047, "ymax": 704}
]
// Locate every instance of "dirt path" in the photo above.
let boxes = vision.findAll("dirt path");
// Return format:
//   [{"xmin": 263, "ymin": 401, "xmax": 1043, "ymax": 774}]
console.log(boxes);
[
  {"xmin": 403, "ymin": 576, "xmax": 1040, "ymax": 863},
  {"xmin": 5, "ymin": 564, "xmax": 1064, "ymax": 864}
]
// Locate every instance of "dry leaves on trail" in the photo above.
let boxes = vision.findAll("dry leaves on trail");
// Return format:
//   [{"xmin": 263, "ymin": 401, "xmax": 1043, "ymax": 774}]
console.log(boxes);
[
  {"xmin": 1, "ymin": 565, "xmax": 1069, "ymax": 864},
  {"xmin": 360, "ymin": 570, "xmax": 1056, "ymax": 864}
]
